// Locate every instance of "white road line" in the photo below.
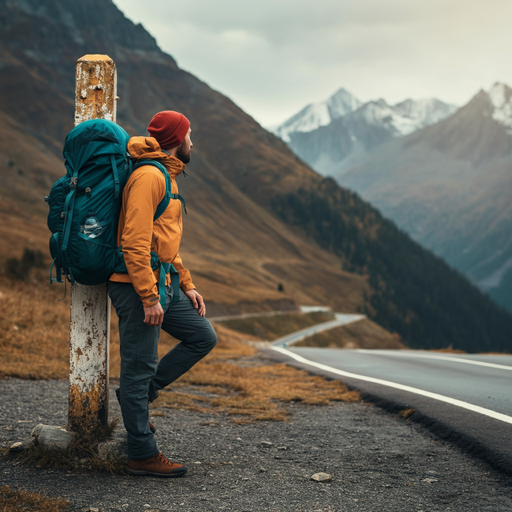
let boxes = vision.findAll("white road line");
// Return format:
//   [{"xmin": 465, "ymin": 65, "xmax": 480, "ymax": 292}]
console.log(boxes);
[
  {"xmin": 272, "ymin": 346, "xmax": 512, "ymax": 425},
  {"xmin": 356, "ymin": 349, "xmax": 512, "ymax": 371},
  {"xmin": 272, "ymin": 314, "xmax": 365, "ymax": 347}
]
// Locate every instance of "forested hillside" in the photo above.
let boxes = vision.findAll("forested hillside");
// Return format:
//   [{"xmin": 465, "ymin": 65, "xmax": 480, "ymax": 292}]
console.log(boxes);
[{"xmin": 273, "ymin": 179, "xmax": 512, "ymax": 351}]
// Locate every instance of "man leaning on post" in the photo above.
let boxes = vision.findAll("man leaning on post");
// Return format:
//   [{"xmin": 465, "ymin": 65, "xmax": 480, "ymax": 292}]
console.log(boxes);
[{"xmin": 108, "ymin": 111, "xmax": 217, "ymax": 477}]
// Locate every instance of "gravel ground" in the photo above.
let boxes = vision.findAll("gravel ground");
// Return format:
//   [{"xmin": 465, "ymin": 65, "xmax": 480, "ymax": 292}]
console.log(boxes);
[{"xmin": 1, "ymin": 378, "xmax": 512, "ymax": 512}]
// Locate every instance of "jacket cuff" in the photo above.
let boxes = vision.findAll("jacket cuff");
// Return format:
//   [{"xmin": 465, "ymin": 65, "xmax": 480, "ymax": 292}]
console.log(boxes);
[
  {"xmin": 181, "ymin": 283, "xmax": 196, "ymax": 292},
  {"xmin": 142, "ymin": 295, "xmax": 160, "ymax": 308}
]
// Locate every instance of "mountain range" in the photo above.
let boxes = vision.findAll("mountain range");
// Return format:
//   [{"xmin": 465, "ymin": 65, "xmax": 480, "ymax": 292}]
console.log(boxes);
[
  {"xmin": 273, "ymin": 88, "xmax": 457, "ymax": 175},
  {"xmin": 274, "ymin": 83, "xmax": 512, "ymax": 313},
  {"xmin": 0, "ymin": 0, "xmax": 511, "ymax": 352},
  {"xmin": 337, "ymin": 83, "xmax": 512, "ymax": 312}
]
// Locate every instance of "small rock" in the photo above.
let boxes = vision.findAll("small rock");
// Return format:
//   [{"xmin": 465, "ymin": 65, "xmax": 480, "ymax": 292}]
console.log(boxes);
[
  {"xmin": 97, "ymin": 438, "xmax": 128, "ymax": 464},
  {"xmin": 274, "ymin": 455, "xmax": 282, "ymax": 459},
  {"xmin": 193, "ymin": 461, "xmax": 202, "ymax": 464},
  {"xmin": 422, "ymin": 478, "xmax": 439, "ymax": 483},
  {"xmin": 277, "ymin": 446, "xmax": 287, "ymax": 450},
  {"xmin": 311, "ymin": 472, "xmax": 332, "ymax": 482},
  {"xmin": 32, "ymin": 424, "xmax": 75, "ymax": 451},
  {"xmin": 259, "ymin": 441, "xmax": 273, "ymax": 447},
  {"xmin": 259, "ymin": 467, "xmax": 267, "ymax": 472},
  {"xmin": 9, "ymin": 442, "xmax": 23, "ymax": 451}
]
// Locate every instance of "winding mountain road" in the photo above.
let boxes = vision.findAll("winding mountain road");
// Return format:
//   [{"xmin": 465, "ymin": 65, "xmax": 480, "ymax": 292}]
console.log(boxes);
[{"xmin": 272, "ymin": 313, "xmax": 365, "ymax": 347}]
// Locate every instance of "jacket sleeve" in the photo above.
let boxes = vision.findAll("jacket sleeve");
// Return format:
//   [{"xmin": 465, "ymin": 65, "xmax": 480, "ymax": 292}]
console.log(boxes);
[
  {"xmin": 172, "ymin": 252, "xmax": 196, "ymax": 291},
  {"xmin": 120, "ymin": 169, "xmax": 165, "ymax": 307}
]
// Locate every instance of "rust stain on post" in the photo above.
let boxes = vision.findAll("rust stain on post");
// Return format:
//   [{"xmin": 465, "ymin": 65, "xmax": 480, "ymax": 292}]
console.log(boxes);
[{"xmin": 69, "ymin": 55, "xmax": 116, "ymax": 432}]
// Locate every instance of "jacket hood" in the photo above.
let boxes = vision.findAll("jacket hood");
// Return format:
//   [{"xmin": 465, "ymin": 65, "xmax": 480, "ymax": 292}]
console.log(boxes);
[{"xmin": 127, "ymin": 136, "xmax": 185, "ymax": 177}]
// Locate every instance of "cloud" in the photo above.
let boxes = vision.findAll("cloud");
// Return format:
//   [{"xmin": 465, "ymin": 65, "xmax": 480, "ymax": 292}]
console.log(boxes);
[{"xmin": 114, "ymin": 0, "xmax": 512, "ymax": 126}]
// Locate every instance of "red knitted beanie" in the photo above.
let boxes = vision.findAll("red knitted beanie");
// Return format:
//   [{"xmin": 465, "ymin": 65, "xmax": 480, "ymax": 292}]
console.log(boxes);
[{"xmin": 147, "ymin": 111, "xmax": 190, "ymax": 150}]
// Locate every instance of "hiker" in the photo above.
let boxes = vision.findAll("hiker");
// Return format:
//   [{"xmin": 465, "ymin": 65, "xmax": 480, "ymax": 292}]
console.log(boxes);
[{"xmin": 108, "ymin": 111, "xmax": 217, "ymax": 477}]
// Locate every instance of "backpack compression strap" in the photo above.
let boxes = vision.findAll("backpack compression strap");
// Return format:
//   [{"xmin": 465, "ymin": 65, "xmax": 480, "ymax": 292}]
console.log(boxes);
[
  {"xmin": 128, "ymin": 159, "xmax": 184, "ymax": 307},
  {"xmin": 131, "ymin": 160, "xmax": 187, "ymax": 218}
]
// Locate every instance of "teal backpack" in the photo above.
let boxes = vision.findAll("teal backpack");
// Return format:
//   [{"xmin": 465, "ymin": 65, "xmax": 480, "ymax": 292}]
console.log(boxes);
[{"xmin": 46, "ymin": 118, "xmax": 183, "ymax": 307}]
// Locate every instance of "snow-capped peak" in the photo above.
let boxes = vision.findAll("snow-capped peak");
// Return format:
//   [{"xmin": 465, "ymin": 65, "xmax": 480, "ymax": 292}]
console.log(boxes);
[
  {"xmin": 488, "ymin": 82, "xmax": 512, "ymax": 132},
  {"xmin": 273, "ymin": 89, "xmax": 457, "ymax": 142},
  {"xmin": 273, "ymin": 88, "xmax": 361, "ymax": 142},
  {"xmin": 326, "ymin": 88, "xmax": 363, "ymax": 120}
]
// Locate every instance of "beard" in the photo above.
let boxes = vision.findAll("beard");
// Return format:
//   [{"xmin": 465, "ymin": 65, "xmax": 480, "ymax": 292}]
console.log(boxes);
[{"xmin": 176, "ymin": 140, "xmax": 191, "ymax": 164}]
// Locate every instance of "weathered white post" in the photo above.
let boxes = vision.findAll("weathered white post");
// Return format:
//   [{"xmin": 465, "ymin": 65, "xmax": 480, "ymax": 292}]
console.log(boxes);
[{"xmin": 68, "ymin": 55, "xmax": 117, "ymax": 431}]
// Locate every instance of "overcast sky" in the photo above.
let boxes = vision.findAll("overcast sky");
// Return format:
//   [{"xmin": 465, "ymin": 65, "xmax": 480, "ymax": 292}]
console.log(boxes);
[{"xmin": 114, "ymin": 0, "xmax": 512, "ymax": 127}]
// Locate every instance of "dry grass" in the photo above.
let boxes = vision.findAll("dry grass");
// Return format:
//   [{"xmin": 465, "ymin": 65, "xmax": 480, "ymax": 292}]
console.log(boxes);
[
  {"xmin": 293, "ymin": 318, "xmax": 405, "ymax": 349},
  {"xmin": 151, "ymin": 324, "xmax": 360, "ymax": 423},
  {"xmin": 398, "ymin": 408, "xmax": 416, "ymax": 419},
  {"xmin": 0, "ymin": 274, "xmax": 71, "ymax": 380},
  {"xmin": 0, "ymin": 486, "xmax": 69, "ymax": 512},
  {"xmin": 218, "ymin": 311, "xmax": 334, "ymax": 341},
  {"xmin": 14, "ymin": 441, "xmax": 125, "ymax": 475},
  {"xmin": 7, "ymin": 417, "xmax": 125, "ymax": 474},
  {"xmin": 1, "ymin": 276, "xmax": 360, "ymax": 424}
]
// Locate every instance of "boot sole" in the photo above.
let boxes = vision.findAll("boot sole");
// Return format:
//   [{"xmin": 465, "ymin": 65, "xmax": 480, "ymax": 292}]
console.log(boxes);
[{"xmin": 126, "ymin": 467, "xmax": 188, "ymax": 478}]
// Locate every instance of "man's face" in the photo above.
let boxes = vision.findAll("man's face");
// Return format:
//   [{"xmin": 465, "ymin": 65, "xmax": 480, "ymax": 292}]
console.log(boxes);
[{"xmin": 176, "ymin": 128, "xmax": 193, "ymax": 164}]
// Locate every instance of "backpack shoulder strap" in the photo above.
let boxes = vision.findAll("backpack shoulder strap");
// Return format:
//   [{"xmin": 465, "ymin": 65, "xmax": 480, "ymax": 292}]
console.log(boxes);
[{"xmin": 131, "ymin": 159, "xmax": 186, "ymax": 219}]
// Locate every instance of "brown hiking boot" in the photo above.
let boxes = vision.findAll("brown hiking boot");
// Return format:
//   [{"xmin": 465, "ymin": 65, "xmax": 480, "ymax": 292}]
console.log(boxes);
[{"xmin": 127, "ymin": 453, "xmax": 187, "ymax": 477}]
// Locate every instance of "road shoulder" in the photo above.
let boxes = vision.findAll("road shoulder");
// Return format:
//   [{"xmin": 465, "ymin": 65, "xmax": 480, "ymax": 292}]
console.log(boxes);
[
  {"xmin": 2, "ymin": 377, "xmax": 512, "ymax": 511},
  {"xmin": 263, "ymin": 347, "xmax": 512, "ymax": 477}
]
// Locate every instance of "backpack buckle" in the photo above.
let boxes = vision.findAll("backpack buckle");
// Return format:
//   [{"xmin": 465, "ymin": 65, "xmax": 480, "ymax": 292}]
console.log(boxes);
[{"xmin": 69, "ymin": 177, "xmax": 78, "ymax": 189}]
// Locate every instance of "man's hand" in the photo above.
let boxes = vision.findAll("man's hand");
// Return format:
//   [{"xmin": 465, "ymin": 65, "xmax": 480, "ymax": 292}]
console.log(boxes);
[
  {"xmin": 185, "ymin": 289, "xmax": 206, "ymax": 317},
  {"xmin": 143, "ymin": 302, "xmax": 164, "ymax": 326}
]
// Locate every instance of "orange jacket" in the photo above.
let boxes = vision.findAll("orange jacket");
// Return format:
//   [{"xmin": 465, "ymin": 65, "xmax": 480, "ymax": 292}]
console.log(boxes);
[{"xmin": 109, "ymin": 136, "xmax": 195, "ymax": 307}]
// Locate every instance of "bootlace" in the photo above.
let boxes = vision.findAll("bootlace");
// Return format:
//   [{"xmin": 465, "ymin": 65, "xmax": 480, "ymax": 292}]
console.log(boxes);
[{"xmin": 156, "ymin": 452, "xmax": 175, "ymax": 467}]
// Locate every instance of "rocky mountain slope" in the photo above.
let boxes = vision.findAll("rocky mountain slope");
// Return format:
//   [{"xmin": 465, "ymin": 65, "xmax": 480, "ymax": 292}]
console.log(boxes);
[
  {"xmin": 338, "ymin": 83, "xmax": 512, "ymax": 313},
  {"xmin": 0, "ymin": 0, "xmax": 511, "ymax": 351},
  {"xmin": 274, "ymin": 90, "xmax": 456, "ymax": 175}
]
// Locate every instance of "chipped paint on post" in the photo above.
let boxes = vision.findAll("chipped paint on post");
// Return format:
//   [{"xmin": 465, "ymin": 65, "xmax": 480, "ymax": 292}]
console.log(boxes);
[
  {"xmin": 69, "ymin": 284, "xmax": 111, "ymax": 431},
  {"xmin": 69, "ymin": 55, "xmax": 117, "ymax": 432},
  {"xmin": 74, "ymin": 55, "xmax": 117, "ymax": 126}
]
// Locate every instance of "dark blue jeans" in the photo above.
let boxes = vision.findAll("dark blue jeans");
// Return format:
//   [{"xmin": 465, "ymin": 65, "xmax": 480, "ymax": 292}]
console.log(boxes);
[{"xmin": 108, "ymin": 282, "xmax": 217, "ymax": 460}]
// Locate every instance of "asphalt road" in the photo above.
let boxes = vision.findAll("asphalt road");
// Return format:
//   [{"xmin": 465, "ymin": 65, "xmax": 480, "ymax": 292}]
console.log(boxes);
[
  {"xmin": 272, "ymin": 314, "xmax": 365, "ymax": 347},
  {"xmin": 266, "ymin": 347, "xmax": 512, "ymax": 475}
]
